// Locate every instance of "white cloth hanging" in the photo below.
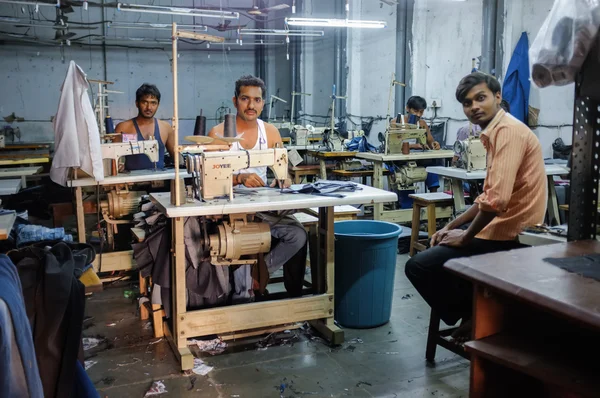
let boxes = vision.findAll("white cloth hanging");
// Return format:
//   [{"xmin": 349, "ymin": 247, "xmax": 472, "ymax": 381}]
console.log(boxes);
[{"xmin": 50, "ymin": 61, "xmax": 104, "ymax": 186}]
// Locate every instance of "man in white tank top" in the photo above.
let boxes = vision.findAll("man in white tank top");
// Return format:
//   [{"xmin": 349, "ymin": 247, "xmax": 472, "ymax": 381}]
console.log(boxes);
[{"xmin": 208, "ymin": 75, "xmax": 306, "ymax": 292}]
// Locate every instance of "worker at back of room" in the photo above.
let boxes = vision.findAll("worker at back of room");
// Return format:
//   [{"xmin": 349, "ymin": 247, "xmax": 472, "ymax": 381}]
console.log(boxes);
[
  {"xmin": 115, "ymin": 83, "xmax": 175, "ymax": 171},
  {"xmin": 390, "ymin": 96, "xmax": 442, "ymax": 199}
]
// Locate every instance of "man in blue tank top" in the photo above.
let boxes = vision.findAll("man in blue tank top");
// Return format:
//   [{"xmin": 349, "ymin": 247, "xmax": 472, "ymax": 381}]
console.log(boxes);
[
  {"xmin": 115, "ymin": 83, "xmax": 175, "ymax": 171},
  {"xmin": 209, "ymin": 75, "xmax": 306, "ymax": 295}
]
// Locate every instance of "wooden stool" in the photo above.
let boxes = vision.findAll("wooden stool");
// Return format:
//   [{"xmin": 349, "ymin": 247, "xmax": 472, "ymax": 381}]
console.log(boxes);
[{"xmin": 409, "ymin": 193, "xmax": 453, "ymax": 256}]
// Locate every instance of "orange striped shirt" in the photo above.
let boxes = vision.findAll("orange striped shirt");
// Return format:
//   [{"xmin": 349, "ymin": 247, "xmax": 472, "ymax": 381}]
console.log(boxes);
[{"xmin": 475, "ymin": 109, "xmax": 547, "ymax": 241}]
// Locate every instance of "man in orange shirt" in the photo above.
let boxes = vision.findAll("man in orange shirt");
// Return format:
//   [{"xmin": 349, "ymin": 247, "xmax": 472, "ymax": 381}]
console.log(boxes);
[{"xmin": 405, "ymin": 72, "xmax": 546, "ymax": 340}]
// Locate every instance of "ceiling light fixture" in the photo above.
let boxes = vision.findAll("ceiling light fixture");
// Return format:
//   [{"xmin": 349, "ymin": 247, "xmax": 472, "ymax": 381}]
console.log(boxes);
[
  {"xmin": 286, "ymin": 0, "xmax": 385, "ymax": 29},
  {"xmin": 117, "ymin": 3, "xmax": 239, "ymax": 20},
  {"xmin": 107, "ymin": 22, "xmax": 208, "ymax": 31},
  {"xmin": 285, "ymin": 17, "xmax": 385, "ymax": 29},
  {"xmin": 239, "ymin": 28, "xmax": 323, "ymax": 37}
]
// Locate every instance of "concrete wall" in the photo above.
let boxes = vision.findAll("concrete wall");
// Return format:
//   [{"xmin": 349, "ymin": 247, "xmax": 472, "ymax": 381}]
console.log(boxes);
[
  {"xmin": 300, "ymin": 0, "xmax": 335, "ymax": 127},
  {"xmin": 408, "ymin": 0, "xmax": 573, "ymax": 158},
  {"xmin": 410, "ymin": 0, "xmax": 484, "ymax": 147}
]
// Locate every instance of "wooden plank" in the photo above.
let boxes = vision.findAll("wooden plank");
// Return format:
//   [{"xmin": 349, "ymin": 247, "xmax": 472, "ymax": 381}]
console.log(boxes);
[
  {"xmin": 0, "ymin": 158, "xmax": 49, "ymax": 166},
  {"xmin": 92, "ymin": 250, "xmax": 135, "ymax": 273},
  {"xmin": 0, "ymin": 167, "xmax": 42, "ymax": 177},
  {"xmin": 176, "ymin": 29, "xmax": 225, "ymax": 43},
  {"xmin": 0, "ymin": 211, "xmax": 16, "ymax": 240},
  {"xmin": 219, "ymin": 324, "xmax": 300, "ymax": 341},
  {"xmin": 0, "ymin": 144, "xmax": 50, "ymax": 150},
  {"xmin": 178, "ymin": 294, "xmax": 333, "ymax": 337},
  {"xmin": 465, "ymin": 334, "xmax": 600, "ymax": 397},
  {"xmin": 163, "ymin": 320, "xmax": 194, "ymax": 371},
  {"xmin": 378, "ymin": 206, "xmax": 453, "ymax": 224},
  {"xmin": 172, "ymin": 218, "xmax": 187, "ymax": 348}
]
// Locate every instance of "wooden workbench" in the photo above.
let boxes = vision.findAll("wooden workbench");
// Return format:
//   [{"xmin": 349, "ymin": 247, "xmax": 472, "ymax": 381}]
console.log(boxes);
[
  {"xmin": 426, "ymin": 165, "xmax": 569, "ymax": 225},
  {"xmin": 307, "ymin": 150, "xmax": 358, "ymax": 180},
  {"xmin": 0, "ymin": 166, "xmax": 43, "ymax": 188},
  {"xmin": 445, "ymin": 241, "xmax": 600, "ymax": 397},
  {"xmin": 66, "ymin": 169, "xmax": 191, "ymax": 272},
  {"xmin": 150, "ymin": 184, "xmax": 396, "ymax": 370},
  {"xmin": 355, "ymin": 150, "xmax": 455, "ymax": 223}
]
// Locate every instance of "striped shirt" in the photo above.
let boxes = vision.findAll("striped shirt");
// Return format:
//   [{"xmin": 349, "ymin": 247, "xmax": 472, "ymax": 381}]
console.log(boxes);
[{"xmin": 475, "ymin": 109, "xmax": 546, "ymax": 241}]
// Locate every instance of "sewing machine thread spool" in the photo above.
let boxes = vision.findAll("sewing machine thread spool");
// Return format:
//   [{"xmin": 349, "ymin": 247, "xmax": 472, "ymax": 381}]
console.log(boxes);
[
  {"xmin": 223, "ymin": 114, "xmax": 236, "ymax": 137},
  {"xmin": 402, "ymin": 142, "xmax": 410, "ymax": 155},
  {"xmin": 193, "ymin": 116, "xmax": 207, "ymax": 136},
  {"xmin": 105, "ymin": 116, "xmax": 115, "ymax": 134}
]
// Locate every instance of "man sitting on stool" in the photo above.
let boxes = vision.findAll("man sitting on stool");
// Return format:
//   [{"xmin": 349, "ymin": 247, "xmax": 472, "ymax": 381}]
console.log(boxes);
[
  {"xmin": 209, "ymin": 75, "xmax": 307, "ymax": 296},
  {"xmin": 405, "ymin": 72, "xmax": 546, "ymax": 341}
]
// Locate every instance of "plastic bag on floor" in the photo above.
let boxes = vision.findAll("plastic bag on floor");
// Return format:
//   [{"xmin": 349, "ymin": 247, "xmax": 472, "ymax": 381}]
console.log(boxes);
[{"xmin": 530, "ymin": 0, "xmax": 600, "ymax": 88}]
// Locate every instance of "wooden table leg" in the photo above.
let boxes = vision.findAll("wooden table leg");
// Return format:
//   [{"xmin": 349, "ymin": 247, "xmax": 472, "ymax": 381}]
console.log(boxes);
[
  {"xmin": 319, "ymin": 158, "xmax": 327, "ymax": 180},
  {"xmin": 75, "ymin": 186, "xmax": 86, "ymax": 243},
  {"xmin": 372, "ymin": 161, "xmax": 384, "ymax": 221},
  {"xmin": 470, "ymin": 283, "xmax": 506, "ymax": 397},
  {"xmin": 309, "ymin": 206, "xmax": 344, "ymax": 345},
  {"xmin": 546, "ymin": 175, "xmax": 560, "ymax": 226},
  {"xmin": 450, "ymin": 178, "xmax": 466, "ymax": 211},
  {"xmin": 139, "ymin": 272, "xmax": 149, "ymax": 320},
  {"xmin": 166, "ymin": 217, "xmax": 194, "ymax": 371}
]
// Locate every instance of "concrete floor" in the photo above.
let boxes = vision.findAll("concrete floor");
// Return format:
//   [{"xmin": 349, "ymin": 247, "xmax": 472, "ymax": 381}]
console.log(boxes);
[{"xmin": 85, "ymin": 254, "xmax": 469, "ymax": 397}]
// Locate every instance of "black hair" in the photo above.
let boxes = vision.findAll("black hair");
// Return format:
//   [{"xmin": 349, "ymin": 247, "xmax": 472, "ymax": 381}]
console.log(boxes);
[
  {"xmin": 235, "ymin": 75, "xmax": 266, "ymax": 99},
  {"xmin": 456, "ymin": 72, "xmax": 501, "ymax": 103},
  {"xmin": 136, "ymin": 83, "xmax": 161, "ymax": 103},
  {"xmin": 500, "ymin": 99, "xmax": 511, "ymax": 113},
  {"xmin": 406, "ymin": 96, "xmax": 427, "ymax": 111}
]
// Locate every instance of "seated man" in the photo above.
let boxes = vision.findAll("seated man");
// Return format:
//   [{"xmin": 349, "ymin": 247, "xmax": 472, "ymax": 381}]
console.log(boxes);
[
  {"xmin": 390, "ymin": 96, "xmax": 441, "ymax": 202},
  {"xmin": 405, "ymin": 72, "xmax": 546, "ymax": 341},
  {"xmin": 208, "ymin": 75, "xmax": 307, "ymax": 293},
  {"xmin": 115, "ymin": 83, "xmax": 175, "ymax": 171},
  {"xmin": 390, "ymin": 96, "xmax": 441, "ymax": 150}
]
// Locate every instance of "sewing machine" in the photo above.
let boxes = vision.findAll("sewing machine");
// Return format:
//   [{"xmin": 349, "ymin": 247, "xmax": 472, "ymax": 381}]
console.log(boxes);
[
  {"xmin": 380, "ymin": 123, "xmax": 428, "ymax": 154},
  {"xmin": 454, "ymin": 137, "xmax": 486, "ymax": 171},
  {"xmin": 101, "ymin": 140, "xmax": 160, "ymax": 175},
  {"xmin": 292, "ymin": 125, "xmax": 324, "ymax": 146},
  {"xmin": 183, "ymin": 148, "xmax": 289, "ymax": 201}
]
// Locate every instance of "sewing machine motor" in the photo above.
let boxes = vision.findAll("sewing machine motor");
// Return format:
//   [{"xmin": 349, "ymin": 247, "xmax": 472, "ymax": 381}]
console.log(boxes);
[{"xmin": 391, "ymin": 161, "xmax": 427, "ymax": 190}]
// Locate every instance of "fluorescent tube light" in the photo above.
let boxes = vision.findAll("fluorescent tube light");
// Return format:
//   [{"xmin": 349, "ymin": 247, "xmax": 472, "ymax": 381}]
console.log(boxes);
[
  {"xmin": 285, "ymin": 17, "xmax": 385, "ymax": 29},
  {"xmin": 117, "ymin": 3, "xmax": 239, "ymax": 20},
  {"xmin": 239, "ymin": 28, "xmax": 324, "ymax": 37}
]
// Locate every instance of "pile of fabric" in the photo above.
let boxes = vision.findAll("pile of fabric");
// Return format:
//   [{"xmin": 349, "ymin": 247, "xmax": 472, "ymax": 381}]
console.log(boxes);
[{"xmin": 1, "ymin": 241, "xmax": 98, "ymax": 398}]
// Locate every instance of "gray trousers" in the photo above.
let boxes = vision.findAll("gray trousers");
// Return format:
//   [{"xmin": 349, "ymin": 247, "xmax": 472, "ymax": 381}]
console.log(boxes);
[{"xmin": 265, "ymin": 222, "xmax": 307, "ymax": 274}]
